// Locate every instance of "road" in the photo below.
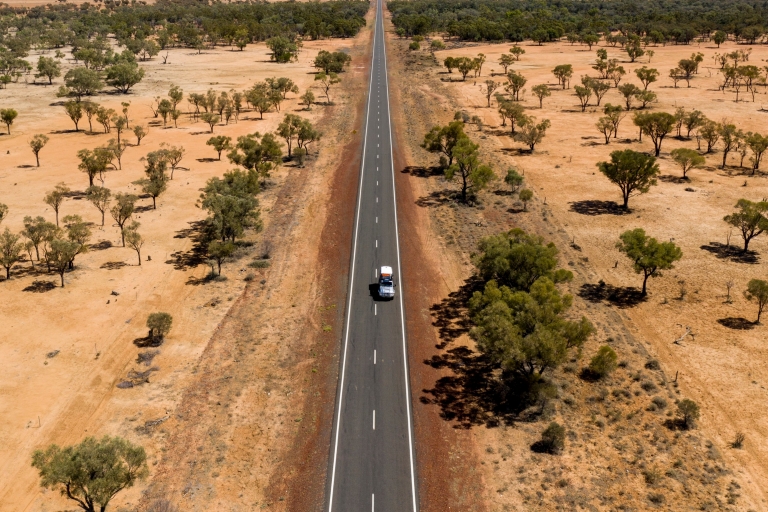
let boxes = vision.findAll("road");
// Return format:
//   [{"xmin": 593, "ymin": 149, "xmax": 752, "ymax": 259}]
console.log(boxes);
[{"xmin": 324, "ymin": 0, "xmax": 419, "ymax": 510}]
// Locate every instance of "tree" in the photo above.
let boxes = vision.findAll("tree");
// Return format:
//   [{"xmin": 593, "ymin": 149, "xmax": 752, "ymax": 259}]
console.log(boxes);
[
  {"xmin": 63, "ymin": 67, "xmax": 102, "ymax": 99},
  {"xmin": 445, "ymin": 137, "xmax": 494, "ymax": 203},
  {"xmin": 509, "ymin": 46, "xmax": 525, "ymax": 61},
  {"xmin": 208, "ymin": 240, "xmax": 235, "ymax": 275},
  {"xmin": 683, "ymin": 110, "xmax": 706, "ymax": 138},
  {"xmin": 86, "ymin": 186, "xmax": 111, "ymax": 226},
  {"xmin": 105, "ymin": 62, "xmax": 144, "ymax": 94},
  {"xmin": 133, "ymin": 125, "xmax": 147, "ymax": 145},
  {"xmin": 200, "ymin": 112, "xmax": 220, "ymax": 133},
  {"xmin": 63, "ymin": 100, "xmax": 84, "ymax": 132},
  {"xmin": 498, "ymin": 54, "xmax": 514, "ymax": 74},
  {"xmin": 22, "ymin": 216, "xmax": 54, "ymax": 261},
  {"xmin": 670, "ymin": 148, "xmax": 705, "ymax": 179},
  {"xmin": 603, "ymin": 103, "xmax": 625, "ymax": 138},
  {"xmin": 635, "ymin": 67, "xmax": 659, "ymax": 90},
  {"xmin": 677, "ymin": 58, "xmax": 697, "ymax": 87},
  {"xmin": 422, "ymin": 120, "xmax": 467, "ymax": 167},
  {"xmin": 46, "ymin": 238, "xmax": 80, "ymax": 287},
  {"xmin": 31, "ymin": 435, "xmax": 148, "ymax": 512},
  {"xmin": 588, "ymin": 346, "xmax": 618, "ymax": 379},
  {"xmin": 505, "ymin": 70, "xmax": 526, "ymax": 101},
  {"xmin": 713, "ymin": 30, "xmax": 727, "ymax": 48},
  {"xmin": 0, "ymin": 203, "xmax": 7, "ymax": 226},
  {"xmin": 29, "ymin": 134, "xmax": 49, "ymax": 167},
  {"xmin": 138, "ymin": 166, "xmax": 168, "ymax": 209},
  {"xmin": 724, "ymin": 199, "xmax": 768, "ymax": 252},
  {"xmin": 455, "ymin": 57, "xmax": 475, "ymax": 80},
  {"xmin": 227, "ymin": 132, "xmax": 283, "ymax": 179},
  {"xmin": 482, "ymin": 80, "xmax": 500, "ymax": 107},
  {"xmin": 574, "ymin": 85, "xmax": 592, "ymax": 112},
  {"xmin": 514, "ymin": 117, "xmax": 550, "ymax": 152},
  {"xmin": 301, "ymin": 90, "xmax": 315, "ymax": 111},
  {"xmin": 700, "ymin": 120, "xmax": 720, "ymax": 153},
  {"xmin": 206, "ymin": 135, "xmax": 231, "ymax": 160},
  {"xmin": 44, "ymin": 183, "xmax": 70, "ymax": 226},
  {"xmin": 598, "ymin": 150, "xmax": 659, "ymax": 209},
  {"xmin": 617, "ymin": 83, "xmax": 640, "ymax": 110},
  {"xmin": 582, "ymin": 33, "xmax": 600, "ymax": 50},
  {"xmin": 296, "ymin": 119, "xmax": 321, "ymax": 155},
  {"xmin": 276, "ymin": 113, "xmax": 303, "ymax": 157},
  {"xmin": 0, "ymin": 228, "xmax": 23, "ymax": 280},
  {"xmin": 746, "ymin": 132, "xmax": 768, "ymax": 174},
  {"xmin": 472, "ymin": 228, "xmax": 573, "ymax": 291},
  {"xmin": 1, "ymin": 108, "xmax": 17, "ymax": 134},
  {"xmin": 584, "ymin": 77, "xmax": 610, "ymax": 106},
  {"xmin": 616, "ymin": 228, "xmax": 682, "ymax": 295},
  {"xmin": 443, "ymin": 56, "xmax": 457, "ymax": 73},
  {"xmin": 637, "ymin": 112, "xmax": 675, "ymax": 156},
  {"xmin": 266, "ymin": 36, "xmax": 298, "ymax": 63},
  {"xmin": 718, "ymin": 122, "xmax": 741, "ymax": 168},
  {"xmin": 110, "ymin": 193, "xmax": 137, "ymax": 246},
  {"xmin": 62, "ymin": 214, "xmax": 91, "ymax": 267},
  {"xmin": 199, "ymin": 169, "xmax": 262, "ymax": 242},
  {"xmin": 552, "ymin": 64, "xmax": 573, "ymax": 89},
  {"xmin": 123, "ymin": 221, "xmax": 144, "ymax": 265},
  {"xmin": 168, "ymin": 84, "xmax": 183, "ymax": 110},
  {"xmin": 36, "ymin": 56, "xmax": 61, "ymax": 84},
  {"xmin": 539, "ymin": 422, "xmax": 566, "ymax": 454},
  {"xmin": 597, "ymin": 117, "xmax": 614, "ymax": 144},
  {"xmin": 519, "ymin": 188, "xmax": 533, "ymax": 211},
  {"xmin": 313, "ymin": 50, "xmax": 351, "ymax": 74},
  {"xmin": 625, "ymin": 41, "xmax": 645, "ymax": 63},
  {"xmin": 531, "ymin": 84, "xmax": 551, "ymax": 108},
  {"xmin": 504, "ymin": 168, "xmax": 523, "ymax": 192},
  {"xmin": 677, "ymin": 399, "xmax": 700, "ymax": 430},
  {"xmin": 315, "ymin": 72, "xmax": 341, "ymax": 103},
  {"xmin": 77, "ymin": 148, "xmax": 111, "ymax": 187},
  {"xmin": 82, "ymin": 101, "xmax": 99, "ymax": 132},
  {"xmin": 498, "ymin": 100, "xmax": 528, "ymax": 135},
  {"xmin": 469, "ymin": 277, "xmax": 594, "ymax": 378}
]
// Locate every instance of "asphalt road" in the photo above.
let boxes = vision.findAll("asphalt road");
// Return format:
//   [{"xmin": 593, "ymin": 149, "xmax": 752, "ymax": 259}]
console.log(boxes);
[{"xmin": 324, "ymin": 0, "xmax": 419, "ymax": 510}]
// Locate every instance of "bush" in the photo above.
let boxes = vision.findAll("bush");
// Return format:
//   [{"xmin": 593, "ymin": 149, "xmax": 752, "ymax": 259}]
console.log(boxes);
[
  {"xmin": 537, "ymin": 422, "xmax": 565, "ymax": 454},
  {"xmin": 645, "ymin": 359, "xmax": 661, "ymax": 370},
  {"xmin": 588, "ymin": 345, "xmax": 617, "ymax": 379},
  {"xmin": 409, "ymin": 41, "xmax": 420, "ymax": 51},
  {"xmin": 146, "ymin": 312, "xmax": 173, "ymax": 343},
  {"xmin": 651, "ymin": 396, "xmax": 667, "ymax": 409},
  {"xmin": 732, "ymin": 432, "xmax": 745, "ymax": 449},
  {"xmin": 677, "ymin": 398, "xmax": 700, "ymax": 429}
]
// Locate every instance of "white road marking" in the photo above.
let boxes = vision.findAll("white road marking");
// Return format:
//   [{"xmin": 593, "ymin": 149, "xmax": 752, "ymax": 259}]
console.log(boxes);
[
  {"xmin": 377, "ymin": 181, "xmax": 379, "ymax": 186},
  {"xmin": 326, "ymin": 7, "xmax": 378, "ymax": 509},
  {"xmin": 383, "ymin": 10, "xmax": 419, "ymax": 510},
  {"xmin": 372, "ymin": 494, "xmax": 375, "ymax": 512},
  {"xmin": 373, "ymin": 410, "xmax": 376, "ymax": 430},
  {"xmin": 376, "ymin": 216, "xmax": 378, "ymax": 223},
  {"xmin": 374, "ymin": 350, "xmax": 377, "ymax": 364},
  {"xmin": 375, "ymin": 240, "xmax": 378, "ymax": 248},
  {"xmin": 375, "ymin": 304, "xmax": 377, "ymax": 315}
]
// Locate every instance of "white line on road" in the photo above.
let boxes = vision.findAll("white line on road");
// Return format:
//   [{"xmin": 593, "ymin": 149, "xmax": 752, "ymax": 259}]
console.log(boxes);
[
  {"xmin": 375, "ymin": 240, "xmax": 377, "ymax": 248},
  {"xmin": 375, "ymin": 304, "xmax": 377, "ymax": 315},
  {"xmin": 374, "ymin": 350, "xmax": 377, "ymax": 364},
  {"xmin": 372, "ymin": 494, "xmax": 375, "ymax": 512},
  {"xmin": 376, "ymin": 216, "xmax": 378, "ymax": 223},
  {"xmin": 373, "ymin": 410, "xmax": 376, "ymax": 430}
]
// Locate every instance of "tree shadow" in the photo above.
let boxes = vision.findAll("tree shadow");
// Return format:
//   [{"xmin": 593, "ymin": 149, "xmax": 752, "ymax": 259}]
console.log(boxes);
[
  {"xmin": 578, "ymin": 282, "xmax": 647, "ymax": 308},
  {"xmin": 167, "ymin": 220, "xmax": 209, "ymax": 270},
  {"xmin": 133, "ymin": 336, "xmax": 163, "ymax": 348},
  {"xmin": 421, "ymin": 347, "xmax": 555, "ymax": 429},
  {"xmin": 717, "ymin": 317, "xmax": 756, "ymax": 330},
  {"xmin": 101, "ymin": 261, "xmax": 128, "ymax": 270},
  {"xmin": 90, "ymin": 240, "xmax": 113, "ymax": 251},
  {"xmin": 401, "ymin": 165, "xmax": 443, "ymax": 178},
  {"xmin": 430, "ymin": 276, "xmax": 483, "ymax": 348},
  {"xmin": 415, "ymin": 189, "xmax": 455, "ymax": 208},
  {"xmin": 659, "ymin": 174, "xmax": 689, "ymax": 183},
  {"xmin": 17, "ymin": 164, "xmax": 35, "ymax": 168},
  {"xmin": 700, "ymin": 242, "xmax": 759, "ymax": 264},
  {"xmin": 22, "ymin": 280, "xmax": 57, "ymax": 293},
  {"xmin": 569, "ymin": 200, "xmax": 630, "ymax": 216},
  {"xmin": 135, "ymin": 205, "xmax": 154, "ymax": 213},
  {"xmin": 196, "ymin": 157, "xmax": 218, "ymax": 163}
]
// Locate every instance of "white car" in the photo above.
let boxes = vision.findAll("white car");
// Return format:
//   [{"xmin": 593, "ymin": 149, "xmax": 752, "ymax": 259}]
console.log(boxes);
[{"xmin": 378, "ymin": 266, "xmax": 395, "ymax": 299}]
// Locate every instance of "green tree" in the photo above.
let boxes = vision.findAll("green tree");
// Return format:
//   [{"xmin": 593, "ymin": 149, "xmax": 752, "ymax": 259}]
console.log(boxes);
[
  {"xmin": 133, "ymin": 125, "xmax": 147, "ymax": 145},
  {"xmin": 598, "ymin": 149, "xmax": 659, "ymax": 209},
  {"xmin": 718, "ymin": 122, "xmax": 741, "ymax": 168},
  {"xmin": 713, "ymin": 31, "xmax": 727, "ymax": 48},
  {"xmin": 0, "ymin": 228, "xmax": 23, "ymax": 280},
  {"xmin": 296, "ymin": 118, "xmax": 321, "ymax": 155},
  {"xmin": 200, "ymin": 112, "xmax": 220, "ymax": 133},
  {"xmin": 46, "ymin": 238, "xmax": 81, "ymax": 287},
  {"xmin": 0, "ymin": 203, "xmax": 7, "ymax": 226},
  {"xmin": 505, "ymin": 70, "xmax": 527, "ymax": 101},
  {"xmin": 21, "ymin": 216, "xmax": 53, "ymax": 260},
  {"xmin": 625, "ymin": 41, "xmax": 645, "ymax": 63},
  {"xmin": 147, "ymin": 312, "xmax": 173, "ymax": 343},
  {"xmin": 637, "ymin": 112, "xmax": 675, "ymax": 156},
  {"xmin": 199, "ymin": 168, "xmax": 262, "ymax": 242},
  {"xmin": 616, "ymin": 228, "xmax": 682, "ymax": 295},
  {"xmin": 44, "ymin": 182, "xmax": 70, "ymax": 226},
  {"xmin": 110, "ymin": 193, "xmax": 137, "ymax": 246},
  {"xmin": 1, "ymin": 108, "xmax": 17, "ymax": 134},
  {"xmin": 456, "ymin": 57, "xmax": 475, "ymax": 80},
  {"xmin": 123, "ymin": 221, "xmax": 144, "ymax": 265},
  {"xmin": 137, "ymin": 165, "xmax": 168, "ymax": 210},
  {"xmin": 300, "ymin": 90, "xmax": 315, "ymax": 110},
  {"xmin": 313, "ymin": 50, "xmax": 352, "ymax": 74},
  {"xmin": 498, "ymin": 54, "xmax": 514, "ymax": 74},
  {"xmin": 677, "ymin": 58, "xmax": 697, "ymax": 87},
  {"xmin": 421, "ymin": 120, "xmax": 467, "ymax": 167},
  {"xmin": 206, "ymin": 135, "xmax": 231, "ymax": 160},
  {"xmin": 82, "ymin": 101, "xmax": 99, "ymax": 132},
  {"xmin": 497, "ymin": 100, "xmax": 528, "ymax": 134},
  {"xmin": 745, "ymin": 279, "xmax": 768, "ymax": 324},
  {"xmin": 552, "ymin": 64, "xmax": 573, "ymax": 89},
  {"xmin": 574, "ymin": 85, "xmax": 591, "ymax": 112},
  {"xmin": 208, "ymin": 240, "xmax": 235, "ymax": 275},
  {"xmin": 62, "ymin": 214, "xmax": 91, "ymax": 267},
  {"xmin": 31, "ymin": 435, "xmax": 148, "ymax": 512},
  {"xmin": 677, "ymin": 399, "xmax": 700, "ymax": 430},
  {"xmin": 276, "ymin": 113, "xmax": 303, "ymax": 157},
  {"xmin": 314, "ymin": 72, "xmax": 341, "ymax": 103},
  {"xmin": 519, "ymin": 188, "xmax": 533, "ymax": 211},
  {"xmin": 588, "ymin": 346, "xmax": 618, "ymax": 379},
  {"xmin": 227, "ymin": 132, "xmax": 283, "ymax": 179},
  {"xmin": 85, "ymin": 186, "xmax": 111, "ymax": 226},
  {"xmin": 63, "ymin": 67, "xmax": 102, "ymax": 100},
  {"xmin": 531, "ymin": 84, "xmax": 551, "ymax": 108},
  {"xmin": 472, "ymin": 228, "xmax": 573, "ymax": 291},
  {"xmin": 635, "ymin": 66, "xmax": 659, "ymax": 90},
  {"xmin": 582, "ymin": 33, "xmax": 599, "ymax": 50},
  {"xmin": 266, "ymin": 36, "xmax": 298, "ymax": 63},
  {"xmin": 539, "ymin": 422, "xmax": 566, "ymax": 454},
  {"xmin": 597, "ymin": 116, "xmax": 614, "ymax": 144},
  {"xmin": 63, "ymin": 100, "xmax": 83, "ymax": 131},
  {"xmin": 29, "ymin": 134, "xmax": 49, "ymax": 167},
  {"xmin": 724, "ymin": 199, "xmax": 768, "ymax": 252},
  {"xmin": 618, "ymin": 83, "xmax": 640, "ymax": 110},
  {"xmin": 670, "ymin": 148, "xmax": 705, "ymax": 178},
  {"xmin": 105, "ymin": 62, "xmax": 144, "ymax": 94},
  {"xmin": 504, "ymin": 168, "xmax": 523, "ymax": 191},
  {"xmin": 746, "ymin": 132, "xmax": 768, "ymax": 174},
  {"xmin": 77, "ymin": 148, "xmax": 111, "ymax": 187},
  {"xmin": 469, "ymin": 277, "xmax": 594, "ymax": 377},
  {"xmin": 445, "ymin": 137, "xmax": 494, "ymax": 203},
  {"xmin": 36, "ymin": 56, "xmax": 61, "ymax": 84},
  {"xmin": 509, "ymin": 46, "xmax": 525, "ymax": 61},
  {"xmin": 514, "ymin": 117, "xmax": 550, "ymax": 152}
]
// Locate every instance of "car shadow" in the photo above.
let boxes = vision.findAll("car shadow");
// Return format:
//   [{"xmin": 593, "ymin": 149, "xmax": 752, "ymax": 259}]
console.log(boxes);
[{"xmin": 368, "ymin": 283, "xmax": 393, "ymax": 301}]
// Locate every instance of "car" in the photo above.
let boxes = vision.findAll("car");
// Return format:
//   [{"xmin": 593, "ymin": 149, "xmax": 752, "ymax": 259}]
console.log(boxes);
[{"xmin": 378, "ymin": 266, "xmax": 395, "ymax": 299}]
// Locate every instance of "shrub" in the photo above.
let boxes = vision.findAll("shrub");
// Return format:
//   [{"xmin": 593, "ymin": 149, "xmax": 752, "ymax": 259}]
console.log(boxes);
[
  {"xmin": 731, "ymin": 432, "xmax": 745, "ymax": 449},
  {"xmin": 645, "ymin": 359, "xmax": 661, "ymax": 370},
  {"xmin": 146, "ymin": 312, "xmax": 173, "ymax": 343},
  {"xmin": 409, "ymin": 41, "xmax": 420, "ymax": 51},
  {"xmin": 677, "ymin": 398, "xmax": 700, "ymax": 429},
  {"xmin": 651, "ymin": 396, "xmax": 667, "ymax": 409},
  {"xmin": 538, "ymin": 422, "xmax": 565, "ymax": 454},
  {"xmin": 588, "ymin": 345, "xmax": 617, "ymax": 379}
]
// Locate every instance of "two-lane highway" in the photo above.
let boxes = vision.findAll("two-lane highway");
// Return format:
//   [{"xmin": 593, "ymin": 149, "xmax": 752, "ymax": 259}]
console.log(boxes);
[{"xmin": 325, "ymin": 0, "xmax": 419, "ymax": 510}]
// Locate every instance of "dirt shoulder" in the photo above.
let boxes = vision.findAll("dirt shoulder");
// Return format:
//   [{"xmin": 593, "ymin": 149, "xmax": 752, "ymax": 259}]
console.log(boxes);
[{"xmin": 385, "ymin": 27, "xmax": 762, "ymax": 512}]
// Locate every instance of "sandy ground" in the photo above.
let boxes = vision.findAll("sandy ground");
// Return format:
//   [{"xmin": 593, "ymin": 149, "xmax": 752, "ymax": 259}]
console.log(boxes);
[
  {"xmin": 386, "ymin": 24, "xmax": 768, "ymax": 512},
  {"xmin": 0, "ymin": 25, "xmax": 368, "ymax": 511}
]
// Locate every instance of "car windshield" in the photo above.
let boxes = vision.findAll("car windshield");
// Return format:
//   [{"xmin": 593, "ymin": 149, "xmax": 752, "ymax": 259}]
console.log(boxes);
[{"xmin": 380, "ymin": 277, "xmax": 392, "ymax": 284}]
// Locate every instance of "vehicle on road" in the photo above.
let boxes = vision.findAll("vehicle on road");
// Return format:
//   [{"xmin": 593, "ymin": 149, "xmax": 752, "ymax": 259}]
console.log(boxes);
[{"xmin": 378, "ymin": 266, "xmax": 395, "ymax": 299}]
